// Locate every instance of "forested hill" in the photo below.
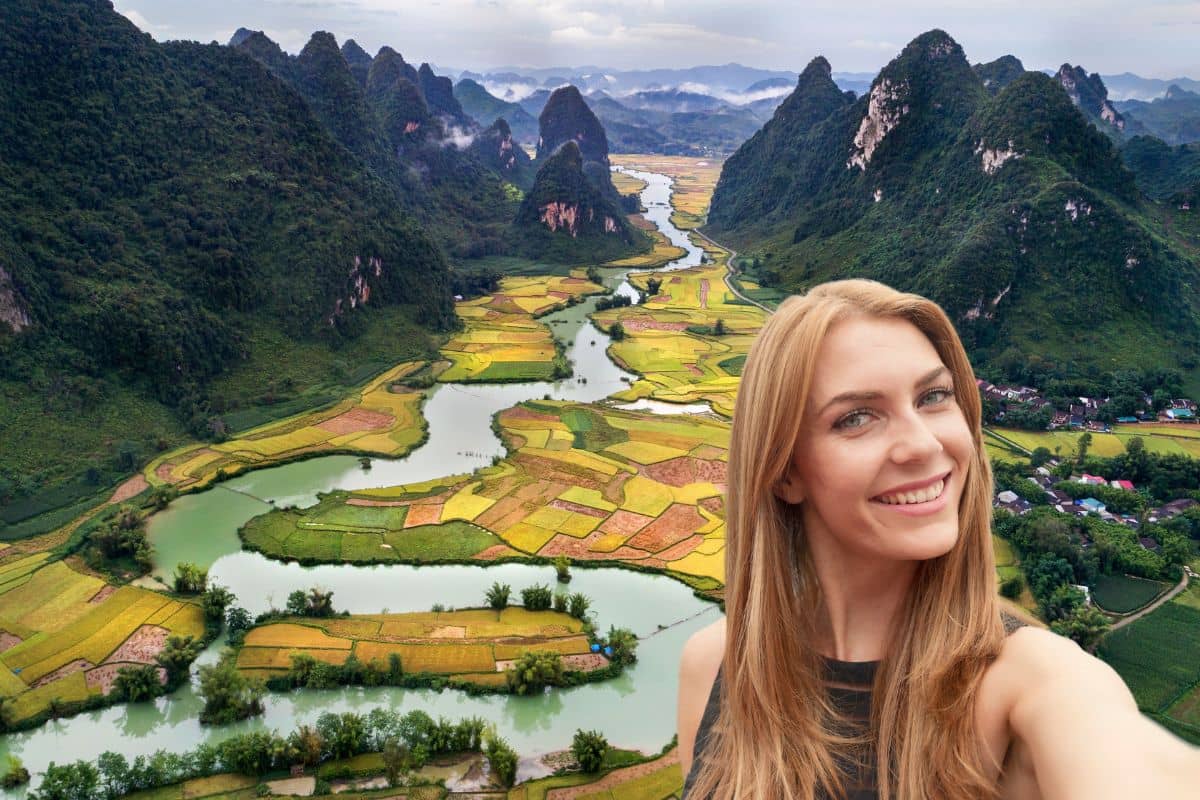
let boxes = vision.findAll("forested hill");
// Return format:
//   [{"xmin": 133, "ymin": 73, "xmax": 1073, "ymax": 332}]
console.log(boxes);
[
  {"xmin": 231, "ymin": 30, "xmax": 517, "ymax": 257},
  {"xmin": 0, "ymin": 0, "xmax": 456, "ymax": 508},
  {"xmin": 707, "ymin": 30, "xmax": 1200, "ymax": 386}
]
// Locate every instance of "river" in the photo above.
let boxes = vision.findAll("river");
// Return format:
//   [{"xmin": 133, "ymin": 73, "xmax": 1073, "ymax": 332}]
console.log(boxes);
[{"xmin": 0, "ymin": 168, "xmax": 719, "ymax": 792}]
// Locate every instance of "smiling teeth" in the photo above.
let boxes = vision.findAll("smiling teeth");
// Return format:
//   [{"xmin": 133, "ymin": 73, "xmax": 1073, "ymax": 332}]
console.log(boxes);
[{"xmin": 876, "ymin": 479, "xmax": 944, "ymax": 505}]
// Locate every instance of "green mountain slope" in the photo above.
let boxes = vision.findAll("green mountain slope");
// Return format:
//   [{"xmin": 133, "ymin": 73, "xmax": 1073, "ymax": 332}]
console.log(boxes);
[
  {"xmin": 0, "ymin": 0, "xmax": 455, "ymax": 515},
  {"xmin": 706, "ymin": 30, "xmax": 1200, "ymax": 385}
]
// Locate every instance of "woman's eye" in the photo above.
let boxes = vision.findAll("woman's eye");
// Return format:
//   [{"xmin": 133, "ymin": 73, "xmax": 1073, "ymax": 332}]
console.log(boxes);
[
  {"xmin": 835, "ymin": 410, "xmax": 872, "ymax": 430},
  {"xmin": 922, "ymin": 387, "xmax": 954, "ymax": 406}
]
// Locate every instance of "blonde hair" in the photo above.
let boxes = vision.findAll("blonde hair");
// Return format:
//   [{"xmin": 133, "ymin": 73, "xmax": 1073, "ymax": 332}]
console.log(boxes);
[{"xmin": 687, "ymin": 279, "xmax": 1006, "ymax": 800}]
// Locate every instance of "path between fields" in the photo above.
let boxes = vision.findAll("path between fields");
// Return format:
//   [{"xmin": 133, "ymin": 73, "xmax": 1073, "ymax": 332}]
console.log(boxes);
[
  {"xmin": 1110, "ymin": 568, "xmax": 1194, "ymax": 631},
  {"xmin": 688, "ymin": 230, "xmax": 773, "ymax": 314}
]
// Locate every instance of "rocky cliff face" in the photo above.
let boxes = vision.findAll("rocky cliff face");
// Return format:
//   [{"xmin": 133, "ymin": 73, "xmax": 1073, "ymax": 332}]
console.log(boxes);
[
  {"xmin": 0, "ymin": 266, "xmax": 30, "ymax": 334},
  {"xmin": 513, "ymin": 140, "xmax": 640, "ymax": 260},
  {"xmin": 1056, "ymin": 64, "xmax": 1126, "ymax": 134},
  {"xmin": 418, "ymin": 63, "xmax": 470, "ymax": 127}
]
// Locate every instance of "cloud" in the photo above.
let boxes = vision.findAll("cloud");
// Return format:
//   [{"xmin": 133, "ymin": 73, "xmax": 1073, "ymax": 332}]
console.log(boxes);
[
  {"xmin": 849, "ymin": 38, "xmax": 899, "ymax": 51},
  {"xmin": 114, "ymin": 7, "xmax": 170, "ymax": 34},
  {"xmin": 675, "ymin": 81, "xmax": 791, "ymax": 106}
]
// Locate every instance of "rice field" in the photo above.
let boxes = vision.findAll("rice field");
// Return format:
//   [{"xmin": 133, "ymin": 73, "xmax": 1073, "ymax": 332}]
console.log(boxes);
[
  {"xmin": 1098, "ymin": 581, "xmax": 1200, "ymax": 739},
  {"xmin": 593, "ymin": 264, "xmax": 767, "ymax": 418},
  {"xmin": 145, "ymin": 361, "xmax": 428, "ymax": 492},
  {"xmin": 0, "ymin": 559, "xmax": 205, "ymax": 723},
  {"xmin": 236, "ymin": 608, "xmax": 594, "ymax": 683},
  {"xmin": 990, "ymin": 424, "xmax": 1200, "ymax": 461},
  {"xmin": 610, "ymin": 155, "xmax": 723, "ymax": 231},
  {"xmin": 440, "ymin": 273, "xmax": 605, "ymax": 383},
  {"xmin": 242, "ymin": 401, "xmax": 731, "ymax": 583}
]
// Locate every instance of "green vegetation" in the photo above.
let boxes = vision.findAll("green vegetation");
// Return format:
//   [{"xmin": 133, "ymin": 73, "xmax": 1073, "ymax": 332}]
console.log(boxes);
[
  {"xmin": 0, "ymin": 0, "xmax": 462, "ymax": 510},
  {"xmin": 572, "ymin": 729, "xmax": 609, "ymax": 773},
  {"xmin": 706, "ymin": 30, "xmax": 1200, "ymax": 387},
  {"xmin": 197, "ymin": 650, "xmax": 265, "ymax": 725},
  {"xmin": 1092, "ymin": 574, "xmax": 1170, "ymax": 613},
  {"xmin": 1098, "ymin": 597, "xmax": 1200, "ymax": 742}
]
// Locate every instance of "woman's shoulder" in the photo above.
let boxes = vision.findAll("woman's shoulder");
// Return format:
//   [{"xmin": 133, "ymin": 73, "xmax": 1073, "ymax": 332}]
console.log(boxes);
[{"xmin": 679, "ymin": 615, "xmax": 726, "ymax": 682}]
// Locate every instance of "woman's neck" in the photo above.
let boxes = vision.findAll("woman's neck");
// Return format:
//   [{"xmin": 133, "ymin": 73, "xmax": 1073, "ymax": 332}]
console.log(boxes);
[{"xmin": 806, "ymin": 535, "xmax": 918, "ymax": 663}]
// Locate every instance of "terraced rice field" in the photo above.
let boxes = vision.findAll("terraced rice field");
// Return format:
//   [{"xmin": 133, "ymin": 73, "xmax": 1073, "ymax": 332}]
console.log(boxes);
[
  {"xmin": 241, "ymin": 401, "xmax": 730, "ymax": 585},
  {"xmin": 236, "ymin": 608, "xmax": 596, "ymax": 685},
  {"xmin": 610, "ymin": 155, "xmax": 723, "ymax": 231},
  {"xmin": 0, "ymin": 558, "xmax": 204, "ymax": 722},
  {"xmin": 439, "ymin": 273, "xmax": 605, "ymax": 383},
  {"xmin": 594, "ymin": 264, "xmax": 766, "ymax": 418},
  {"xmin": 1098, "ymin": 580, "xmax": 1200, "ymax": 741},
  {"xmin": 145, "ymin": 361, "xmax": 428, "ymax": 492},
  {"xmin": 603, "ymin": 230, "xmax": 687, "ymax": 270}
]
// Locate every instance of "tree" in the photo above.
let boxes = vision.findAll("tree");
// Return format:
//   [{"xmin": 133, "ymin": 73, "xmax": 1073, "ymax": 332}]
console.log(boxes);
[
  {"xmin": 289, "ymin": 724, "xmax": 324, "ymax": 768},
  {"xmin": 154, "ymin": 635, "xmax": 202, "ymax": 685},
  {"xmin": 30, "ymin": 761, "xmax": 100, "ymax": 800},
  {"xmin": 999, "ymin": 575, "xmax": 1025, "ymax": 599},
  {"xmin": 1030, "ymin": 447, "xmax": 1053, "ymax": 468},
  {"xmin": 1050, "ymin": 604, "xmax": 1112, "ymax": 651},
  {"xmin": 382, "ymin": 738, "xmax": 410, "ymax": 787},
  {"xmin": 1038, "ymin": 584, "xmax": 1086, "ymax": 623},
  {"xmin": 1076, "ymin": 431, "xmax": 1093, "ymax": 465},
  {"xmin": 485, "ymin": 582, "xmax": 511, "ymax": 610},
  {"xmin": 197, "ymin": 650, "xmax": 264, "ymax": 725},
  {"xmin": 286, "ymin": 589, "xmax": 309, "ymax": 617},
  {"xmin": 225, "ymin": 606, "xmax": 253, "ymax": 645},
  {"xmin": 1, "ymin": 756, "xmax": 29, "ymax": 789},
  {"xmin": 306, "ymin": 587, "xmax": 335, "ymax": 617},
  {"xmin": 554, "ymin": 555, "xmax": 571, "ymax": 583},
  {"xmin": 714, "ymin": 318, "xmax": 727, "ymax": 336},
  {"xmin": 505, "ymin": 650, "xmax": 565, "ymax": 695},
  {"xmin": 571, "ymin": 729, "xmax": 608, "ymax": 773},
  {"xmin": 604, "ymin": 626, "xmax": 639, "ymax": 666},
  {"xmin": 567, "ymin": 592, "xmax": 591, "ymax": 620},
  {"xmin": 484, "ymin": 735, "xmax": 518, "ymax": 788},
  {"xmin": 173, "ymin": 562, "xmax": 208, "ymax": 594},
  {"xmin": 645, "ymin": 277, "xmax": 662, "ymax": 296},
  {"xmin": 200, "ymin": 585, "xmax": 234, "ymax": 623},
  {"xmin": 608, "ymin": 321, "xmax": 626, "ymax": 341},
  {"xmin": 112, "ymin": 665, "xmax": 162, "ymax": 702},
  {"xmin": 317, "ymin": 712, "xmax": 367, "ymax": 759}
]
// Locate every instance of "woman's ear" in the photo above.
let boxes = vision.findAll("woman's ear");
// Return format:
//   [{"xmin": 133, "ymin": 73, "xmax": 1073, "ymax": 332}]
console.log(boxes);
[{"xmin": 774, "ymin": 468, "xmax": 805, "ymax": 505}]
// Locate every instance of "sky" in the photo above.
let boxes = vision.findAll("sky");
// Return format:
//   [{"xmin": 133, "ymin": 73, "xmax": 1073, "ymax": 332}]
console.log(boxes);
[{"xmin": 116, "ymin": 0, "xmax": 1200, "ymax": 80}]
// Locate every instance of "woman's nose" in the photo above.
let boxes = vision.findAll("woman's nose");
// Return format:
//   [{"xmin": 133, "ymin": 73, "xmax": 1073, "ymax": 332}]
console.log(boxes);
[{"xmin": 889, "ymin": 410, "xmax": 944, "ymax": 463}]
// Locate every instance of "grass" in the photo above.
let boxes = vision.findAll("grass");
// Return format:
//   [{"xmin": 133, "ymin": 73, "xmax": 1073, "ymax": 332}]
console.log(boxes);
[{"xmin": 1092, "ymin": 574, "xmax": 1171, "ymax": 613}]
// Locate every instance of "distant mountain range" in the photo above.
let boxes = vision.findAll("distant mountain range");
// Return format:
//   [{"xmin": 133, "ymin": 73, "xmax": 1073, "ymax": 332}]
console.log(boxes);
[
  {"xmin": 706, "ymin": 31, "xmax": 1200, "ymax": 387},
  {"xmin": 450, "ymin": 63, "xmax": 1199, "ymax": 157}
]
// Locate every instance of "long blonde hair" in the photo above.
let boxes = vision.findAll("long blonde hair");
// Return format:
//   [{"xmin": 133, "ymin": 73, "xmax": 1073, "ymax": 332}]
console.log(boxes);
[{"xmin": 687, "ymin": 279, "xmax": 1006, "ymax": 800}]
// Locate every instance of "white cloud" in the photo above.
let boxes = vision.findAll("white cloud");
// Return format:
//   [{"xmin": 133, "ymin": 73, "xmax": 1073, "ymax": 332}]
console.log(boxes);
[
  {"xmin": 115, "ymin": 7, "xmax": 171, "ymax": 34},
  {"xmin": 849, "ymin": 38, "xmax": 899, "ymax": 51}
]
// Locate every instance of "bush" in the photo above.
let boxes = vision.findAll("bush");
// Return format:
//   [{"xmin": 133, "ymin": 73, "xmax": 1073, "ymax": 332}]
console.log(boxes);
[
  {"xmin": 1, "ymin": 756, "xmax": 29, "ymax": 789},
  {"xmin": 505, "ymin": 650, "xmax": 564, "ymax": 695},
  {"xmin": 521, "ymin": 583, "xmax": 553, "ymax": 611},
  {"xmin": 1000, "ymin": 575, "xmax": 1025, "ymax": 599},
  {"xmin": 485, "ymin": 735, "xmax": 518, "ymax": 788},
  {"xmin": 572, "ymin": 729, "xmax": 608, "ymax": 773}
]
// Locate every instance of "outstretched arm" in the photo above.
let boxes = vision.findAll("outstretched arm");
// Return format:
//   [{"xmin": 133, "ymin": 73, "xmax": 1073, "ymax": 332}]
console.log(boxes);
[{"xmin": 1007, "ymin": 627, "xmax": 1200, "ymax": 799}]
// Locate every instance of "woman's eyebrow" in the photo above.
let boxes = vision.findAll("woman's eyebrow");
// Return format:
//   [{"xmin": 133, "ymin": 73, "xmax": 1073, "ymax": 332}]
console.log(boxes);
[{"xmin": 816, "ymin": 365, "xmax": 951, "ymax": 416}]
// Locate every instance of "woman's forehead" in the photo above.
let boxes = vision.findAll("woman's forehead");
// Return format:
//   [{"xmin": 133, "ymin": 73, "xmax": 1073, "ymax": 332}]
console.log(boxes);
[{"xmin": 806, "ymin": 317, "xmax": 946, "ymax": 404}]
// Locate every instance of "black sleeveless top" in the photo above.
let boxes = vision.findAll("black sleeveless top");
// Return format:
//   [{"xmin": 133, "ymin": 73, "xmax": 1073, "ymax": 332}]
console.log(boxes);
[{"xmin": 682, "ymin": 613, "xmax": 1028, "ymax": 799}]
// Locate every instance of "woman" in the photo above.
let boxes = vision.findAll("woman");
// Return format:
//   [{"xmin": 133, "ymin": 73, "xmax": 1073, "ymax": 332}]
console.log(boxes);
[{"xmin": 677, "ymin": 279, "xmax": 1199, "ymax": 799}]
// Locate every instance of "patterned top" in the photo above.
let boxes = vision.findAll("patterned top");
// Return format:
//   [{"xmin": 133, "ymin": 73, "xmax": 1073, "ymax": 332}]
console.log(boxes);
[{"xmin": 681, "ymin": 612, "xmax": 1028, "ymax": 799}]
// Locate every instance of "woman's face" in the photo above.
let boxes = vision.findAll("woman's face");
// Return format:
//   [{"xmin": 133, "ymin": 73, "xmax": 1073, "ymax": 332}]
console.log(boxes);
[{"xmin": 777, "ymin": 314, "xmax": 975, "ymax": 564}]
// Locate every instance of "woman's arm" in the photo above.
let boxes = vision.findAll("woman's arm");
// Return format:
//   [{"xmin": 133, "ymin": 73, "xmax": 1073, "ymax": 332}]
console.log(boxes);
[
  {"xmin": 677, "ymin": 617, "xmax": 725, "ymax": 780},
  {"xmin": 1006, "ymin": 626, "xmax": 1200, "ymax": 799}
]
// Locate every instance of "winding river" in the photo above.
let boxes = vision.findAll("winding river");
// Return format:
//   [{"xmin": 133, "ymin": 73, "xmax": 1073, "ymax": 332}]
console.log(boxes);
[{"xmin": 0, "ymin": 168, "xmax": 717, "ymax": 791}]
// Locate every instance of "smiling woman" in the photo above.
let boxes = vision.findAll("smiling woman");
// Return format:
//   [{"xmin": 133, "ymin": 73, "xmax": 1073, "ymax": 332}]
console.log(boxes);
[{"xmin": 676, "ymin": 279, "xmax": 1200, "ymax": 800}]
